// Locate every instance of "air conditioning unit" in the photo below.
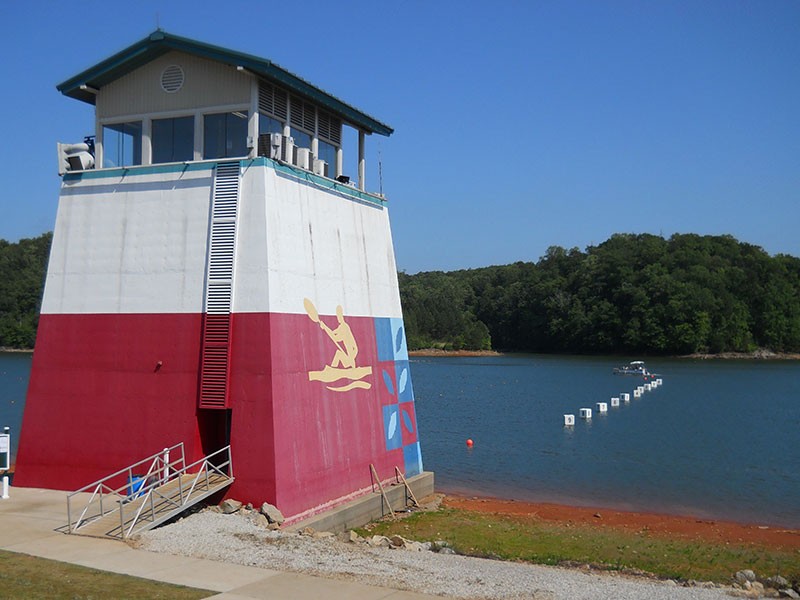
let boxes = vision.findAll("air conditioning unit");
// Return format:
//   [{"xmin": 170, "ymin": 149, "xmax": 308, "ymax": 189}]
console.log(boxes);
[
  {"xmin": 258, "ymin": 133, "xmax": 284, "ymax": 159},
  {"xmin": 312, "ymin": 158, "xmax": 327, "ymax": 177},
  {"xmin": 57, "ymin": 142, "xmax": 95, "ymax": 175},
  {"xmin": 269, "ymin": 133, "xmax": 282, "ymax": 159},
  {"xmin": 281, "ymin": 136, "xmax": 294, "ymax": 163},
  {"xmin": 295, "ymin": 148, "xmax": 311, "ymax": 170}
]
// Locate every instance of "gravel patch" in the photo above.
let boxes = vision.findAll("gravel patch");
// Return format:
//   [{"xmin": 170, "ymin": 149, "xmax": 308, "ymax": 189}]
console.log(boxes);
[{"xmin": 135, "ymin": 510, "xmax": 737, "ymax": 600}]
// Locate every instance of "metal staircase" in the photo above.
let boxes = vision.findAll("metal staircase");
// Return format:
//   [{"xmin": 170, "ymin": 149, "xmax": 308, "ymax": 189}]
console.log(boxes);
[{"xmin": 67, "ymin": 443, "xmax": 233, "ymax": 540}]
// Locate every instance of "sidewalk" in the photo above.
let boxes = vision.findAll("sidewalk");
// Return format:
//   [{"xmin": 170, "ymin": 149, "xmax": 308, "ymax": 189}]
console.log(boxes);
[{"xmin": 0, "ymin": 486, "xmax": 444, "ymax": 599}]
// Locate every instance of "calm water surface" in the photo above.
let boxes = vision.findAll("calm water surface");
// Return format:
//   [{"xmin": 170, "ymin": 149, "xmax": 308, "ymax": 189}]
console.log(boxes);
[
  {"xmin": 0, "ymin": 352, "xmax": 32, "ymax": 460},
  {"xmin": 2, "ymin": 352, "xmax": 798, "ymax": 526},
  {"xmin": 411, "ymin": 355, "xmax": 800, "ymax": 527}
]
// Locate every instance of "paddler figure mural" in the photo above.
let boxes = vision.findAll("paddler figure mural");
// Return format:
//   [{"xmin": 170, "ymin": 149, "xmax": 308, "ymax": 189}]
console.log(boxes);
[{"xmin": 305, "ymin": 298, "xmax": 372, "ymax": 392}]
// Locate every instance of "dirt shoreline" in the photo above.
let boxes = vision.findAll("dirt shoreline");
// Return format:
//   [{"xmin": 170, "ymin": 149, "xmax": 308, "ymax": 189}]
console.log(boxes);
[{"xmin": 443, "ymin": 493, "xmax": 800, "ymax": 550}]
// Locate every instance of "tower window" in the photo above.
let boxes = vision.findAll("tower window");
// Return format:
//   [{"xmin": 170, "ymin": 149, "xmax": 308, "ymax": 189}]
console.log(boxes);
[
  {"xmin": 152, "ymin": 116, "xmax": 194, "ymax": 163},
  {"xmin": 204, "ymin": 112, "xmax": 249, "ymax": 159},
  {"xmin": 103, "ymin": 121, "xmax": 142, "ymax": 168}
]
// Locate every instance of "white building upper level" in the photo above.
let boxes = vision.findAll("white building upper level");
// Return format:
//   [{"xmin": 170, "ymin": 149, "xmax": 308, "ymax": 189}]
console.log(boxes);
[{"xmin": 57, "ymin": 30, "xmax": 393, "ymax": 193}]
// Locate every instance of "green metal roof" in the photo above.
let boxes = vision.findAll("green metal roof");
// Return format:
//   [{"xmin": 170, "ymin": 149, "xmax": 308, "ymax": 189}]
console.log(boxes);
[{"xmin": 57, "ymin": 30, "xmax": 393, "ymax": 137}]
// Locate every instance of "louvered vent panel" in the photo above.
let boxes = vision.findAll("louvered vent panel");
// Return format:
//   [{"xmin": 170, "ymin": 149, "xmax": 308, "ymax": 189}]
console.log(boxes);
[
  {"xmin": 274, "ymin": 89, "xmax": 288, "ymax": 120},
  {"xmin": 303, "ymin": 101, "xmax": 315, "ymax": 132},
  {"xmin": 290, "ymin": 97, "xmax": 317, "ymax": 135},
  {"xmin": 290, "ymin": 95, "xmax": 303, "ymax": 128},
  {"xmin": 199, "ymin": 162, "xmax": 240, "ymax": 410},
  {"xmin": 259, "ymin": 82, "xmax": 288, "ymax": 121},
  {"xmin": 318, "ymin": 111, "xmax": 341, "ymax": 145}
]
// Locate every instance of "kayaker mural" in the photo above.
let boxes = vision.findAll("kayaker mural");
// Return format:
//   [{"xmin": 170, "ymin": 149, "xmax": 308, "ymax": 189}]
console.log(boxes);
[{"xmin": 305, "ymin": 298, "xmax": 373, "ymax": 392}]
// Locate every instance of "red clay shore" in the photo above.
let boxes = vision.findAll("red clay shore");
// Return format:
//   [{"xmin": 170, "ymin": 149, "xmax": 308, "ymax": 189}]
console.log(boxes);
[{"xmin": 443, "ymin": 494, "xmax": 800, "ymax": 550}]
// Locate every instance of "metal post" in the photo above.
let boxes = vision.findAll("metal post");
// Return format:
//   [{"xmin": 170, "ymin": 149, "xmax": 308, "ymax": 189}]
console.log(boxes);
[
  {"xmin": 163, "ymin": 447, "xmax": 169, "ymax": 484},
  {"xmin": 358, "ymin": 130, "xmax": 366, "ymax": 191},
  {"xmin": 1, "ymin": 426, "xmax": 10, "ymax": 500}
]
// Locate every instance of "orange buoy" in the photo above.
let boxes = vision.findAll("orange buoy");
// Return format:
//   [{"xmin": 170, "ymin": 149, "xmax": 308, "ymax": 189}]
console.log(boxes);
[{"xmin": 466, "ymin": 438, "xmax": 474, "ymax": 448}]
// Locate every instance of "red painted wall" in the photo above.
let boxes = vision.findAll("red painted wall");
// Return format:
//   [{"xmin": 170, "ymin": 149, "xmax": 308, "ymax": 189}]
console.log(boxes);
[
  {"xmin": 15, "ymin": 313, "xmax": 207, "ymax": 490},
  {"xmin": 228, "ymin": 312, "xmax": 405, "ymax": 518},
  {"xmin": 18, "ymin": 309, "xmax": 417, "ymax": 520}
]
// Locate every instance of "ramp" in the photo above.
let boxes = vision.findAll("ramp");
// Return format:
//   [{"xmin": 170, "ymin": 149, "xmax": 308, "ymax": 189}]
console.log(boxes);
[{"xmin": 67, "ymin": 444, "xmax": 233, "ymax": 540}]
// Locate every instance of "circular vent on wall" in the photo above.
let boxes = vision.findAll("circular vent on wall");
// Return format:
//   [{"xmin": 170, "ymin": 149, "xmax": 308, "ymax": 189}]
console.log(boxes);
[{"xmin": 160, "ymin": 65, "xmax": 185, "ymax": 93}]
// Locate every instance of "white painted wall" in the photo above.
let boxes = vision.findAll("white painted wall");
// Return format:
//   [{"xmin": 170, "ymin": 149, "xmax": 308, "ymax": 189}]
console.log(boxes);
[{"xmin": 43, "ymin": 162, "xmax": 403, "ymax": 319}]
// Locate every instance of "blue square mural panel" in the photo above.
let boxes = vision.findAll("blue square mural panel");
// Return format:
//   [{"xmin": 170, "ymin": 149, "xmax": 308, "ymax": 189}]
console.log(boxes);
[
  {"xmin": 374, "ymin": 318, "xmax": 394, "ymax": 362},
  {"xmin": 394, "ymin": 360, "xmax": 414, "ymax": 402},
  {"xmin": 382, "ymin": 404, "xmax": 402, "ymax": 451},
  {"xmin": 403, "ymin": 442, "xmax": 423, "ymax": 477}
]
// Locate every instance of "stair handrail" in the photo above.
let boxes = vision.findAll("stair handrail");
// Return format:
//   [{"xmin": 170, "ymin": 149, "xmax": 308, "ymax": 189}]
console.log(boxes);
[
  {"xmin": 120, "ymin": 445, "xmax": 233, "ymax": 538},
  {"xmin": 67, "ymin": 443, "xmax": 185, "ymax": 533}
]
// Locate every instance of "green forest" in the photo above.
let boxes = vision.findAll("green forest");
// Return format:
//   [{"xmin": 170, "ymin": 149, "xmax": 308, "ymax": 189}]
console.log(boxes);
[
  {"xmin": 1, "ymin": 232, "xmax": 798, "ymax": 355},
  {"xmin": 400, "ymin": 233, "xmax": 800, "ymax": 355},
  {"xmin": 0, "ymin": 233, "xmax": 51, "ymax": 348}
]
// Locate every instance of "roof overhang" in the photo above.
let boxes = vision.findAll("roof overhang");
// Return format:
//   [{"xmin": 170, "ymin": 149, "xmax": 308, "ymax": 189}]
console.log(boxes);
[{"xmin": 56, "ymin": 30, "xmax": 393, "ymax": 137}]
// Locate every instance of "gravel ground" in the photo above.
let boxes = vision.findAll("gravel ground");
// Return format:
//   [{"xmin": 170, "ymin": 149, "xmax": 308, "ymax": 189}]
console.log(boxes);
[{"xmin": 134, "ymin": 510, "xmax": 744, "ymax": 600}]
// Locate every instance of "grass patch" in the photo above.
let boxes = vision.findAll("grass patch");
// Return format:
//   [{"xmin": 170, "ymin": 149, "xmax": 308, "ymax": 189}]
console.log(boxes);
[
  {"xmin": 0, "ymin": 550, "xmax": 213, "ymax": 599},
  {"xmin": 360, "ymin": 508, "xmax": 800, "ymax": 584}
]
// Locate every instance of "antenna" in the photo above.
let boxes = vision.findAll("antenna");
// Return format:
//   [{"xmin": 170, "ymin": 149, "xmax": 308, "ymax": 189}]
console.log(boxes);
[{"xmin": 378, "ymin": 143, "xmax": 383, "ymax": 197}]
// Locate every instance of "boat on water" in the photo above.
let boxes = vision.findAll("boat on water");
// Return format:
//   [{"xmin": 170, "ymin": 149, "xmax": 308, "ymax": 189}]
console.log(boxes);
[{"xmin": 613, "ymin": 360, "xmax": 653, "ymax": 376}]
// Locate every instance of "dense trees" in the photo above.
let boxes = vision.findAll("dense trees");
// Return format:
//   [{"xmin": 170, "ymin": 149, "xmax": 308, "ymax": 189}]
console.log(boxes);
[
  {"xmin": 400, "ymin": 234, "xmax": 800, "ymax": 354},
  {"xmin": 0, "ymin": 233, "xmax": 51, "ymax": 348},
  {"xmin": 1, "ymin": 232, "xmax": 798, "ymax": 355}
]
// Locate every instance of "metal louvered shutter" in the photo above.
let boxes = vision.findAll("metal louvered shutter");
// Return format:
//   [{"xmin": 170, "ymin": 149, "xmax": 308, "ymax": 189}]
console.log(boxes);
[
  {"xmin": 258, "ymin": 82, "xmax": 288, "ymax": 121},
  {"xmin": 199, "ymin": 162, "xmax": 240, "ymax": 410}
]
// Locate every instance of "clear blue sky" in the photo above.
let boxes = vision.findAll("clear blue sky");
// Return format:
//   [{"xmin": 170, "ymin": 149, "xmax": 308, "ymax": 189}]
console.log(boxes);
[{"xmin": 1, "ymin": 1, "xmax": 797, "ymax": 273}]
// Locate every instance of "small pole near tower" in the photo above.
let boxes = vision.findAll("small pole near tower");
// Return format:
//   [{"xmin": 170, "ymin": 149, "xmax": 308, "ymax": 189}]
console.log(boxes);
[
  {"xmin": 378, "ymin": 144, "xmax": 383, "ymax": 197},
  {"xmin": 1, "ymin": 427, "xmax": 10, "ymax": 499}
]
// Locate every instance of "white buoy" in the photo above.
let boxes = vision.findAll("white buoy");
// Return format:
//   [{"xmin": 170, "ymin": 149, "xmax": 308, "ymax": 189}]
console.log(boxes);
[
  {"xmin": 610, "ymin": 397, "xmax": 620, "ymax": 407},
  {"xmin": 621, "ymin": 393, "xmax": 630, "ymax": 403},
  {"xmin": 564, "ymin": 414, "xmax": 575, "ymax": 426},
  {"xmin": 633, "ymin": 389, "xmax": 641, "ymax": 398},
  {"xmin": 656, "ymin": 378, "xmax": 663, "ymax": 386},
  {"xmin": 644, "ymin": 383, "xmax": 652, "ymax": 392},
  {"xmin": 596, "ymin": 402, "xmax": 608, "ymax": 413},
  {"xmin": 579, "ymin": 407, "xmax": 592, "ymax": 419}
]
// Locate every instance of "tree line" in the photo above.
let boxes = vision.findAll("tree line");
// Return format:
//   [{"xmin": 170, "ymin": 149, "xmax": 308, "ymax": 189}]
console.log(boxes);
[
  {"xmin": 0, "ymin": 233, "xmax": 51, "ymax": 349},
  {"xmin": 400, "ymin": 233, "xmax": 800, "ymax": 355},
  {"xmin": 1, "ymin": 232, "xmax": 798, "ymax": 355}
]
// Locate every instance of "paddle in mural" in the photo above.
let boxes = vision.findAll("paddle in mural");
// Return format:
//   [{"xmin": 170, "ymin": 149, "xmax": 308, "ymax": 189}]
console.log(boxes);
[{"xmin": 305, "ymin": 298, "xmax": 372, "ymax": 391}]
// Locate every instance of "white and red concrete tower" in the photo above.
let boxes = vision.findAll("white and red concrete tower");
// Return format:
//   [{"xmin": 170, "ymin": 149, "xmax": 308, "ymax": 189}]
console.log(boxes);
[{"xmin": 16, "ymin": 31, "xmax": 427, "ymax": 521}]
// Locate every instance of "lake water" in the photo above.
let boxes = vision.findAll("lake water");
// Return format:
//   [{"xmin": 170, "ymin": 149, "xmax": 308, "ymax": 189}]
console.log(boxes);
[
  {"xmin": 411, "ymin": 355, "xmax": 800, "ymax": 528},
  {"xmin": 0, "ymin": 352, "xmax": 32, "ymax": 462},
  {"xmin": 2, "ymin": 352, "xmax": 798, "ymax": 527}
]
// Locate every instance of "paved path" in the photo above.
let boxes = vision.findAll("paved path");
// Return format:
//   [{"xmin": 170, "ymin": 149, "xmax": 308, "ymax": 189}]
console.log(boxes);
[{"xmin": 0, "ymin": 486, "xmax": 444, "ymax": 599}]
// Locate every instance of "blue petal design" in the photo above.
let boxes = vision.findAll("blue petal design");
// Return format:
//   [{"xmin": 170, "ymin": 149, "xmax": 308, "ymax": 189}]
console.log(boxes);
[
  {"xmin": 395, "ymin": 326, "xmax": 405, "ymax": 354},
  {"xmin": 401, "ymin": 408, "xmax": 414, "ymax": 433},
  {"xmin": 398, "ymin": 367, "xmax": 408, "ymax": 394},
  {"xmin": 388, "ymin": 412, "xmax": 397, "ymax": 440},
  {"xmin": 382, "ymin": 370, "xmax": 395, "ymax": 395}
]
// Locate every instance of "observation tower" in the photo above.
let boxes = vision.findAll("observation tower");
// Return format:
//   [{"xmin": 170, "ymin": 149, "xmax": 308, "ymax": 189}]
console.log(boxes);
[{"xmin": 16, "ymin": 31, "xmax": 430, "ymax": 524}]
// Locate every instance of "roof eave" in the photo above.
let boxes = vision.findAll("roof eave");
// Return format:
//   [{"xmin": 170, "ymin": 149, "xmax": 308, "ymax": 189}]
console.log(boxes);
[{"xmin": 55, "ymin": 30, "xmax": 394, "ymax": 137}]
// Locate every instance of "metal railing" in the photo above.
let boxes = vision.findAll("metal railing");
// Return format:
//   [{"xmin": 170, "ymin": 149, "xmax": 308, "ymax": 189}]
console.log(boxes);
[
  {"xmin": 67, "ymin": 443, "xmax": 232, "ymax": 538},
  {"xmin": 118, "ymin": 445, "xmax": 233, "ymax": 538}
]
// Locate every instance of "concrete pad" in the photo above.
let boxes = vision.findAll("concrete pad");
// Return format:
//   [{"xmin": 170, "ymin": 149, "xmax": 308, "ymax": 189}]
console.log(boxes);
[
  {"xmin": 0, "ymin": 516, "xmax": 64, "ymax": 548},
  {"xmin": 1, "ymin": 487, "xmax": 454, "ymax": 600},
  {"xmin": 67, "ymin": 545, "xmax": 279, "ymax": 594},
  {"xmin": 226, "ymin": 571, "xmax": 412, "ymax": 600},
  {"xmin": 5, "ymin": 530, "xmax": 129, "ymax": 563}
]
